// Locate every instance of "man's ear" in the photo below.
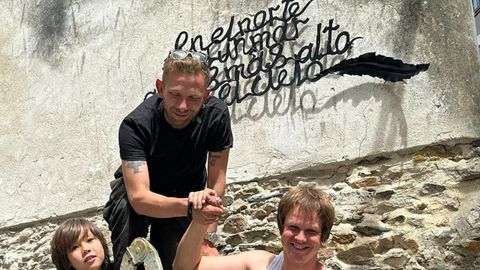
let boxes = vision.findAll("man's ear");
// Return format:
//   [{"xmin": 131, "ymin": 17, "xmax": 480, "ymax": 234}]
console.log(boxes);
[
  {"xmin": 156, "ymin": 79, "xmax": 164, "ymax": 97},
  {"xmin": 203, "ymin": 88, "xmax": 211, "ymax": 101}
]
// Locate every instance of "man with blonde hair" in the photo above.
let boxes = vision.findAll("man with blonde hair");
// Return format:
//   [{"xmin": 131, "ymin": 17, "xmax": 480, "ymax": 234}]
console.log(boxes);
[
  {"xmin": 174, "ymin": 184, "xmax": 335, "ymax": 270},
  {"xmin": 104, "ymin": 50, "xmax": 232, "ymax": 270}
]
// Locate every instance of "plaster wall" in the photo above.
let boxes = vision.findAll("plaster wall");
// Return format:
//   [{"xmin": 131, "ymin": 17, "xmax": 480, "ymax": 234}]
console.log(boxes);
[
  {"xmin": 475, "ymin": 12, "xmax": 480, "ymax": 45},
  {"xmin": 0, "ymin": 0, "xmax": 479, "ymax": 228}
]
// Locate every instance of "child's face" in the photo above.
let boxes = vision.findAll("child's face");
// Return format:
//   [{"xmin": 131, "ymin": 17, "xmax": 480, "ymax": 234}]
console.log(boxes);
[{"xmin": 67, "ymin": 229, "xmax": 105, "ymax": 270}]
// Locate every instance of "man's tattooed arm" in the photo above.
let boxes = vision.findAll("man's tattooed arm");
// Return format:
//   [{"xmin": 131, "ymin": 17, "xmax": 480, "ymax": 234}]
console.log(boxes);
[
  {"xmin": 127, "ymin": 160, "xmax": 146, "ymax": 173},
  {"xmin": 208, "ymin": 153, "xmax": 222, "ymax": 167}
]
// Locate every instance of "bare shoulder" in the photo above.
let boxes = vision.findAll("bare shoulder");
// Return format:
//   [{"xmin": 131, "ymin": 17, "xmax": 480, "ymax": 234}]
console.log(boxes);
[{"xmin": 240, "ymin": 250, "xmax": 275, "ymax": 270}]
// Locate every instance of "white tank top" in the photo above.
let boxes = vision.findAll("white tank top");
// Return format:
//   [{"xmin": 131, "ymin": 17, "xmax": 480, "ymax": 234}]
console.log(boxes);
[
  {"xmin": 266, "ymin": 251, "xmax": 284, "ymax": 270},
  {"xmin": 265, "ymin": 251, "xmax": 331, "ymax": 270}
]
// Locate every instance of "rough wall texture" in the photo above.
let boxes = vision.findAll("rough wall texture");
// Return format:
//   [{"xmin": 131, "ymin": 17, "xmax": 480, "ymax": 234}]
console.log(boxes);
[
  {"xmin": 1, "ymin": 140, "xmax": 479, "ymax": 269},
  {"xmin": 1, "ymin": 0, "xmax": 480, "ymax": 269},
  {"xmin": 1, "ymin": 0, "xmax": 479, "ymax": 228}
]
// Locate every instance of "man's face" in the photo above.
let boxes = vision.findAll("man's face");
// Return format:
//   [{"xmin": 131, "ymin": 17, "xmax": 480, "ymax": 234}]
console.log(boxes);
[
  {"xmin": 281, "ymin": 206, "xmax": 322, "ymax": 266},
  {"xmin": 158, "ymin": 70, "xmax": 208, "ymax": 129}
]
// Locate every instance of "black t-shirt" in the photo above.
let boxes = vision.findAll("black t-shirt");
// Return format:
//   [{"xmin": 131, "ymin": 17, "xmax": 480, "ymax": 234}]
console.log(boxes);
[{"xmin": 118, "ymin": 95, "xmax": 233, "ymax": 197}]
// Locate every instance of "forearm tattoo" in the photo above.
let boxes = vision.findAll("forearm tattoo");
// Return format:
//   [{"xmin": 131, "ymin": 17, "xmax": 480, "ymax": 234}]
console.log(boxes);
[
  {"xmin": 208, "ymin": 153, "xmax": 221, "ymax": 167},
  {"xmin": 127, "ymin": 160, "xmax": 146, "ymax": 173}
]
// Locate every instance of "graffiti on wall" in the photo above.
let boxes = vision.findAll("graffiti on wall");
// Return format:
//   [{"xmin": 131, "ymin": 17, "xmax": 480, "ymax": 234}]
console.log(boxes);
[{"xmin": 175, "ymin": 0, "xmax": 429, "ymax": 106}]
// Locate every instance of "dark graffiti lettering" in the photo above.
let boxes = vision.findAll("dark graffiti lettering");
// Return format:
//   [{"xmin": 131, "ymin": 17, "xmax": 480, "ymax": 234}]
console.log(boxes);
[{"xmin": 175, "ymin": 0, "xmax": 361, "ymax": 105}]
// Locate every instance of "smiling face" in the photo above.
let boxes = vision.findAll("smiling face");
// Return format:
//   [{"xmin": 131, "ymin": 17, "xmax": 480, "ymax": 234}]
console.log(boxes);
[
  {"xmin": 67, "ymin": 229, "xmax": 105, "ymax": 270},
  {"xmin": 158, "ymin": 70, "xmax": 208, "ymax": 129},
  {"xmin": 281, "ymin": 206, "xmax": 322, "ymax": 267}
]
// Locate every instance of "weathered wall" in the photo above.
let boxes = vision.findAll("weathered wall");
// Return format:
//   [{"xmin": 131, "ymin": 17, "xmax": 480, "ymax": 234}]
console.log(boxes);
[
  {"xmin": 1, "ymin": 0, "xmax": 479, "ymax": 229},
  {"xmin": 221, "ymin": 141, "xmax": 480, "ymax": 269},
  {"xmin": 2, "ymin": 141, "xmax": 479, "ymax": 269},
  {"xmin": 475, "ymin": 14, "xmax": 480, "ymax": 45},
  {"xmin": 0, "ymin": 0, "xmax": 479, "ymax": 267}
]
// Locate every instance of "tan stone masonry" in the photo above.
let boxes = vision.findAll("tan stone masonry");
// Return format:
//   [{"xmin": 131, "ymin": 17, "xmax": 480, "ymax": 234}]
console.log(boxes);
[{"xmin": 2, "ymin": 140, "xmax": 479, "ymax": 269}]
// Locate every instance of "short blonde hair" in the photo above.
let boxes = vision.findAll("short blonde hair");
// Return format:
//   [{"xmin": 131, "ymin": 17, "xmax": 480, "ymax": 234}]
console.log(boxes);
[
  {"xmin": 162, "ymin": 55, "xmax": 211, "ymax": 88},
  {"xmin": 277, "ymin": 184, "xmax": 335, "ymax": 243}
]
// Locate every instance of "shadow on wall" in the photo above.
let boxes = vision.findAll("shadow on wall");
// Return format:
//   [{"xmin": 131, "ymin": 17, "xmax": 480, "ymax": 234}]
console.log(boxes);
[
  {"xmin": 366, "ymin": 0, "xmax": 423, "ymax": 149},
  {"xmin": 229, "ymin": 83, "xmax": 320, "ymax": 123},
  {"xmin": 314, "ymin": 82, "xmax": 408, "ymax": 151},
  {"xmin": 230, "ymin": 81, "xmax": 408, "ymax": 150}
]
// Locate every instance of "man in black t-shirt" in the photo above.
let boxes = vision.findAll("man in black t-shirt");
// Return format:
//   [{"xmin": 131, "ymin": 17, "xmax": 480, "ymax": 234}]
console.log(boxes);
[{"xmin": 106, "ymin": 50, "xmax": 233, "ymax": 270}]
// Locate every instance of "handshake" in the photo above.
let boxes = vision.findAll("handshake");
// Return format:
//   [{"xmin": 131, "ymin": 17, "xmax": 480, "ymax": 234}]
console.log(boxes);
[{"xmin": 187, "ymin": 188, "xmax": 224, "ymax": 225}]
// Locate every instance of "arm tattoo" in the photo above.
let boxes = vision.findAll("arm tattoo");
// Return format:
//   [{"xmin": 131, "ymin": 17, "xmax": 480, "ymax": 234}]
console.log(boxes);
[
  {"xmin": 127, "ymin": 160, "xmax": 146, "ymax": 174},
  {"xmin": 208, "ymin": 153, "xmax": 221, "ymax": 167}
]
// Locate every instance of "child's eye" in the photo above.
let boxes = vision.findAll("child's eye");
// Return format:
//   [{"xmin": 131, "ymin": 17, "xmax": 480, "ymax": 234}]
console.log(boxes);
[{"xmin": 71, "ymin": 245, "xmax": 79, "ymax": 251}]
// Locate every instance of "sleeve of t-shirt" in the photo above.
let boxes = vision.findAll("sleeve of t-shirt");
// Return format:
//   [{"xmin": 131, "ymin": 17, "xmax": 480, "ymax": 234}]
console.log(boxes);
[
  {"xmin": 207, "ymin": 106, "xmax": 234, "ymax": 152},
  {"xmin": 118, "ymin": 117, "xmax": 149, "ymax": 161}
]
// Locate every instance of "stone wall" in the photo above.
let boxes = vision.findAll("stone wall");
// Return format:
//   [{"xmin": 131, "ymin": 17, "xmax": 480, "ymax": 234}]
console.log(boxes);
[
  {"xmin": 1, "ymin": 0, "xmax": 479, "ymax": 269},
  {"xmin": 219, "ymin": 140, "xmax": 480, "ymax": 269},
  {"xmin": 2, "ymin": 0, "xmax": 480, "ymax": 228},
  {"xmin": 2, "ymin": 139, "xmax": 479, "ymax": 270}
]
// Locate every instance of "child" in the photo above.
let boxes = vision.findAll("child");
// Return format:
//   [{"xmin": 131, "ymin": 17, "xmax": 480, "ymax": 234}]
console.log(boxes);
[{"xmin": 51, "ymin": 218, "xmax": 113, "ymax": 270}]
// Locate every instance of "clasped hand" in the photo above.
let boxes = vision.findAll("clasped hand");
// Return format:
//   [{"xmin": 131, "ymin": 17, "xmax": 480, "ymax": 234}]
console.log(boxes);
[{"xmin": 188, "ymin": 188, "xmax": 224, "ymax": 225}]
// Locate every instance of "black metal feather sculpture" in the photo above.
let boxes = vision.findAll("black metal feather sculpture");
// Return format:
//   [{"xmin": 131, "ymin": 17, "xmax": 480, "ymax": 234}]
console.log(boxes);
[{"xmin": 322, "ymin": 52, "xmax": 430, "ymax": 82}]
